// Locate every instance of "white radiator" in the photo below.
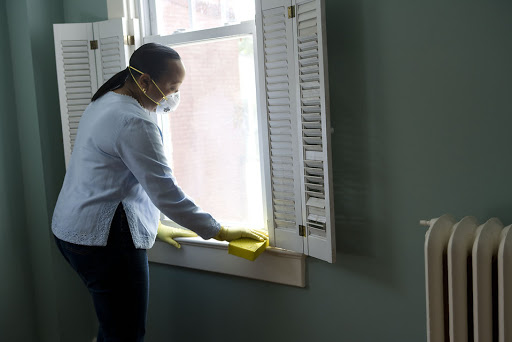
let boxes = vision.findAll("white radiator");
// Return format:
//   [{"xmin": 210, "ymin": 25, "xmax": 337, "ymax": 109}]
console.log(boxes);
[{"xmin": 422, "ymin": 214, "xmax": 512, "ymax": 342}]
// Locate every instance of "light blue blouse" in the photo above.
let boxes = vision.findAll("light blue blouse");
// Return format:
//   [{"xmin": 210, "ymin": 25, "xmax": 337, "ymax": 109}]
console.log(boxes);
[{"xmin": 52, "ymin": 91, "xmax": 221, "ymax": 249}]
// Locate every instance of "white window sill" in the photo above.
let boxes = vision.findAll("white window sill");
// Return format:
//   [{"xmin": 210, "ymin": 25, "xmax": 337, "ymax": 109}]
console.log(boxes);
[{"xmin": 147, "ymin": 237, "xmax": 306, "ymax": 287}]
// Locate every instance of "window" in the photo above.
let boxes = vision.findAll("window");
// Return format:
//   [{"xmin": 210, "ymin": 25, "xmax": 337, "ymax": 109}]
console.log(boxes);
[
  {"xmin": 158, "ymin": 37, "xmax": 263, "ymax": 229},
  {"xmin": 145, "ymin": 0, "xmax": 335, "ymax": 264},
  {"xmin": 53, "ymin": 0, "xmax": 335, "ymax": 287},
  {"xmin": 154, "ymin": 0, "xmax": 254, "ymax": 34},
  {"xmin": 150, "ymin": 0, "xmax": 264, "ymax": 230}
]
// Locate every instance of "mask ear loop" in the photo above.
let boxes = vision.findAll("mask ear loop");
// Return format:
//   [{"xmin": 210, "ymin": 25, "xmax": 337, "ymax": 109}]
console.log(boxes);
[
  {"xmin": 128, "ymin": 66, "xmax": 161, "ymax": 106},
  {"xmin": 151, "ymin": 79, "xmax": 168, "ymax": 102}
]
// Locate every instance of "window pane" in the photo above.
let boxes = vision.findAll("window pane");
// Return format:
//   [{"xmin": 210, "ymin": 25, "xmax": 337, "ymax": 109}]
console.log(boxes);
[
  {"xmin": 155, "ymin": 0, "xmax": 255, "ymax": 35},
  {"xmin": 161, "ymin": 36, "xmax": 264, "ymax": 229}
]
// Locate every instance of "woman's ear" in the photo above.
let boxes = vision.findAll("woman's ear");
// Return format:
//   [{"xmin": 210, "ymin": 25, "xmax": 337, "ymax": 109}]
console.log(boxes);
[{"xmin": 138, "ymin": 74, "xmax": 152, "ymax": 92}]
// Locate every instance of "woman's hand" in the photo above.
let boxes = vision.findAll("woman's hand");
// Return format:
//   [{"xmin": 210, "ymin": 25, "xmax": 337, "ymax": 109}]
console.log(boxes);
[
  {"xmin": 213, "ymin": 226, "xmax": 269, "ymax": 242},
  {"xmin": 156, "ymin": 221, "xmax": 198, "ymax": 248}
]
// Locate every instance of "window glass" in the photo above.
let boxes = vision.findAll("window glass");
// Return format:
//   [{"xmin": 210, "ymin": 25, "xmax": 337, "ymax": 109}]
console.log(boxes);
[
  {"xmin": 161, "ymin": 36, "xmax": 264, "ymax": 229},
  {"xmin": 155, "ymin": 0, "xmax": 255, "ymax": 35}
]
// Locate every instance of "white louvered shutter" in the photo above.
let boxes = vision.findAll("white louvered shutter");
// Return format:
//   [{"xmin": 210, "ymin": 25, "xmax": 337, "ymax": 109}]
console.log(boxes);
[
  {"xmin": 53, "ymin": 23, "xmax": 98, "ymax": 167},
  {"xmin": 256, "ymin": 0, "xmax": 305, "ymax": 254},
  {"xmin": 293, "ymin": 0, "xmax": 335, "ymax": 262},
  {"xmin": 93, "ymin": 18, "xmax": 131, "ymax": 84},
  {"xmin": 54, "ymin": 19, "xmax": 138, "ymax": 168},
  {"xmin": 257, "ymin": 0, "xmax": 335, "ymax": 262}
]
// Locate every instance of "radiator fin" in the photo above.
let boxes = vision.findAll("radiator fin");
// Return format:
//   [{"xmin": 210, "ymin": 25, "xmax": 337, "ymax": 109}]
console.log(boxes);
[{"xmin": 425, "ymin": 214, "xmax": 512, "ymax": 342}]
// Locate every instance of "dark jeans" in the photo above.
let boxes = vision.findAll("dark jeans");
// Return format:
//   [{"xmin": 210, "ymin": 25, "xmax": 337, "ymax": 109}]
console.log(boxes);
[{"xmin": 54, "ymin": 203, "xmax": 149, "ymax": 342}]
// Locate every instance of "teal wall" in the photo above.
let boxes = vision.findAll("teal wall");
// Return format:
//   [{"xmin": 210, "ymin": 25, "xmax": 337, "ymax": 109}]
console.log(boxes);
[
  {"xmin": 0, "ymin": 1, "xmax": 37, "ymax": 340},
  {"xmin": 145, "ymin": 1, "xmax": 512, "ymax": 342},
  {"xmin": 63, "ymin": 0, "xmax": 108, "ymax": 22},
  {"xmin": 1, "ymin": 0, "xmax": 106, "ymax": 341},
  {"xmin": 1, "ymin": 0, "xmax": 511, "ymax": 341}
]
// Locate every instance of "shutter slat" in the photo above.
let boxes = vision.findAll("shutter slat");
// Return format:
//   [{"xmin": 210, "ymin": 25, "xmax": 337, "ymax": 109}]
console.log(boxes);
[
  {"xmin": 61, "ymin": 40, "xmax": 88, "ymax": 47},
  {"xmin": 266, "ymin": 60, "xmax": 288, "ymax": 70},
  {"xmin": 62, "ymin": 52, "xmax": 89, "ymax": 58},
  {"xmin": 263, "ymin": 14, "xmax": 285, "ymax": 25},
  {"xmin": 265, "ymin": 44, "xmax": 287, "ymax": 55},
  {"xmin": 297, "ymin": 1, "xmax": 316, "ymax": 14},
  {"xmin": 268, "ymin": 98, "xmax": 290, "ymax": 106},
  {"xmin": 264, "ymin": 22, "xmax": 286, "ymax": 33},
  {"xmin": 268, "ymin": 90, "xmax": 289, "ymax": 98},
  {"xmin": 103, "ymin": 60, "xmax": 121, "ymax": 69},
  {"xmin": 265, "ymin": 37, "xmax": 287, "ymax": 48},
  {"xmin": 61, "ymin": 45, "xmax": 88, "ymax": 52},
  {"xmin": 265, "ymin": 52, "xmax": 288, "ymax": 63},
  {"xmin": 100, "ymin": 36, "xmax": 118, "ymax": 45},
  {"xmin": 267, "ymin": 82, "xmax": 289, "ymax": 91},
  {"xmin": 64, "ymin": 70, "xmax": 91, "ymax": 76},
  {"xmin": 264, "ymin": 30, "xmax": 286, "ymax": 40},
  {"xmin": 63, "ymin": 57, "xmax": 89, "ymax": 65},
  {"xmin": 298, "ymin": 18, "xmax": 317, "ymax": 31},
  {"xmin": 266, "ymin": 67, "xmax": 288, "ymax": 77},
  {"xmin": 269, "ymin": 112, "xmax": 291, "ymax": 120},
  {"xmin": 102, "ymin": 54, "xmax": 121, "ymax": 62},
  {"xmin": 263, "ymin": 6, "xmax": 285, "ymax": 17},
  {"xmin": 298, "ymin": 10, "xmax": 316, "ymax": 22}
]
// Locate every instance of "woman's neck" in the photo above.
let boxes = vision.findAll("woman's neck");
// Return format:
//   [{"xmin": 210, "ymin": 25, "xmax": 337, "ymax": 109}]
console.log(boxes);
[{"xmin": 113, "ymin": 83, "xmax": 146, "ymax": 109}]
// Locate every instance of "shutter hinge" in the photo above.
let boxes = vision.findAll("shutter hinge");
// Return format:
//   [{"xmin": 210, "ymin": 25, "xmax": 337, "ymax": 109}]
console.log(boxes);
[
  {"xmin": 288, "ymin": 5, "xmax": 296, "ymax": 19},
  {"xmin": 90, "ymin": 40, "xmax": 98, "ymax": 50},
  {"xmin": 299, "ymin": 224, "xmax": 306, "ymax": 237},
  {"xmin": 124, "ymin": 35, "xmax": 135, "ymax": 46}
]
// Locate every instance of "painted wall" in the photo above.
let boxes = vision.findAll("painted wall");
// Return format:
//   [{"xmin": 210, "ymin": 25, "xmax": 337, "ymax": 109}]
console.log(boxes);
[
  {"xmin": 1, "ymin": 0, "xmax": 106, "ymax": 340},
  {"xmin": 145, "ymin": 1, "xmax": 512, "ymax": 341},
  {"xmin": 63, "ymin": 0, "xmax": 108, "ymax": 23},
  {"xmin": 2, "ymin": 0, "xmax": 511, "ymax": 341},
  {"xmin": 0, "ymin": 1, "xmax": 37, "ymax": 340}
]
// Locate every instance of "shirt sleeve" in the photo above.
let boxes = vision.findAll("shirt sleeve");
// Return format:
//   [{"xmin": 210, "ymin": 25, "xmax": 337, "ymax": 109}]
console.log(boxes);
[{"xmin": 114, "ymin": 116, "xmax": 221, "ymax": 239}]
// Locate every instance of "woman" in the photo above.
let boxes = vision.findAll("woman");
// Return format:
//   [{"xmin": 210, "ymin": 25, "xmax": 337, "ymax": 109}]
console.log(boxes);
[{"xmin": 52, "ymin": 43, "xmax": 267, "ymax": 342}]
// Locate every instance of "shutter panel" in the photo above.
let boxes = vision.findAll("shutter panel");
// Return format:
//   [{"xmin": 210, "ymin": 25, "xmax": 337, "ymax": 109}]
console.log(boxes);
[
  {"xmin": 294, "ymin": 0, "xmax": 335, "ymax": 263},
  {"xmin": 93, "ymin": 18, "xmax": 128, "ymax": 85},
  {"xmin": 256, "ymin": 0, "xmax": 305, "ymax": 253},
  {"xmin": 54, "ymin": 19, "xmax": 136, "ymax": 168},
  {"xmin": 53, "ymin": 23, "xmax": 98, "ymax": 167}
]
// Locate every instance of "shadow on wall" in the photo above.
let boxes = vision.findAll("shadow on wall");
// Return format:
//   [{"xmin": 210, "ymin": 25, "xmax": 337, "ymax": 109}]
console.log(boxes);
[{"xmin": 326, "ymin": 0, "xmax": 396, "ymax": 285}]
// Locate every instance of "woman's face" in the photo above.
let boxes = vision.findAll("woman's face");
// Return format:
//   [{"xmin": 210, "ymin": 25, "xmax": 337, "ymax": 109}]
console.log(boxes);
[{"xmin": 137, "ymin": 59, "xmax": 186, "ymax": 112}]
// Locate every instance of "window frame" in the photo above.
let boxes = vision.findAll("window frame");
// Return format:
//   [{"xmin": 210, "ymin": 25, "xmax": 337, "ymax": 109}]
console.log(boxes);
[
  {"xmin": 147, "ymin": 20, "xmax": 267, "ymax": 230},
  {"xmin": 140, "ymin": 0, "xmax": 306, "ymax": 287}
]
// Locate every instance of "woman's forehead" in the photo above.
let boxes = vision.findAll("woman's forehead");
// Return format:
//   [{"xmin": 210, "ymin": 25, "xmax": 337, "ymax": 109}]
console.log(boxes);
[{"xmin": 165, "ymin": 59, "xmax": 185, "ymax": 80}]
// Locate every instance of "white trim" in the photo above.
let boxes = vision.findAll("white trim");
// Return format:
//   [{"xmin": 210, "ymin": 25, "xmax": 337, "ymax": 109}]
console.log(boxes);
[
  {"xmin": 148, "ymin": 238, "xmax": 306, "ymax": 287},
  {"xmin": 138, "ymin": 0, "xmax": 152, "ymax": 37},
  {"xmin": 143, "ymin": 20, "xmax": 255, "ymax": 46},
  {"xmin": 147, "ymin": 0, "xmax": 158, "ymax": 35},
  {"xmin": 107, "ymin": 0, "xmax": 138, "ymax": 19},
  {"xmin": 107, "ymin": 0, "xmax": 126, "ymax": 19},
  {"xmin": 253, "ymin": 6, "xmax": 273, "ymax": 244}
]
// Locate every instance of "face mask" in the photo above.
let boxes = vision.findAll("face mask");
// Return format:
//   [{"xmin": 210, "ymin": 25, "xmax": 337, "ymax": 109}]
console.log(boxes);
[
  {"xmin": 129, "ymin": 66, "xmax": 180, "ymax": 114},
  {"xmin": 156, "ymin": 91, "xmax": 180, "ymax": 114}
]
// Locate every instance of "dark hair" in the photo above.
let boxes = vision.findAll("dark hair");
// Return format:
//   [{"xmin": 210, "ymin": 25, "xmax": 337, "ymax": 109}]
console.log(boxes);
[{"xmin": 91, "ymin": 43, "xmax": 181, "ymax": 101}]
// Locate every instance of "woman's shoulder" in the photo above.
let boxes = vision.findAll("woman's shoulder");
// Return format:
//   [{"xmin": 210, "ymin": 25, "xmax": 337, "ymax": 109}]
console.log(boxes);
[
  {"xmin": 92, "ymin": 92, "xmax": 148, "ymax": 120},
  {"xmin": 102, "ymin": 91, "xmax": 143, "ymax": 110}
]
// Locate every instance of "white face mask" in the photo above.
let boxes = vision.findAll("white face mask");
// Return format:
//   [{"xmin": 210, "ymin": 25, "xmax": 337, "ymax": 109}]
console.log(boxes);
[
  {"xmin": 156, "ymin": 91, "xmax": 180, "ymax": 114},
  {"xmin": 129, "ymin": 66, "xmax": 181, "ymax": 114}
]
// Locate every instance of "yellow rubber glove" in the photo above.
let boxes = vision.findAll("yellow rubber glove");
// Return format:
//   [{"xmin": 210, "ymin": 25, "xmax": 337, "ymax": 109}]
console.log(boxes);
[
  {"xmin": 213, "ymin": 226, "xmax": 269, "ymax": 242},
  {"xmin": 157, "ymin": 221, "xmax": 198, "ymax": 249}
]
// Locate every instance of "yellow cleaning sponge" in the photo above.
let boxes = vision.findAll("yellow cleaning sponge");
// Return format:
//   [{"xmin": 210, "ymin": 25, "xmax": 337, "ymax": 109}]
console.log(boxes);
[{"xmin": 228, "ymin": 238, "xmax": 269, "ymax": 261}]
